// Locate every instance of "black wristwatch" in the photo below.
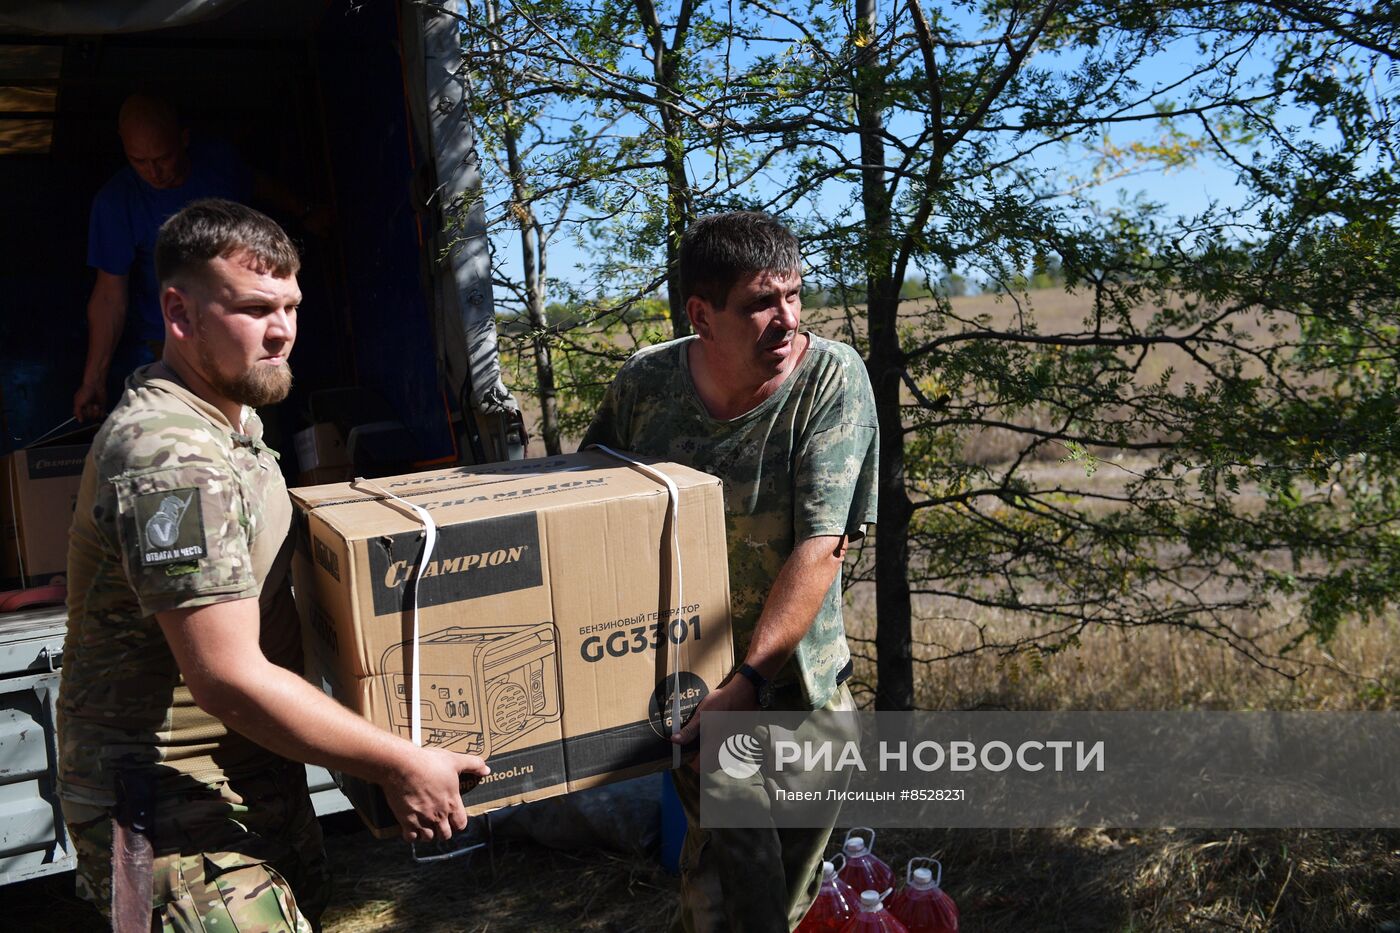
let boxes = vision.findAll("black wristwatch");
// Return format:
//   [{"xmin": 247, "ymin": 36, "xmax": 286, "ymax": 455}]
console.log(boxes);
[{"xmin": 735, "ymin": 662, "xmax": 774, "ymax": 708}]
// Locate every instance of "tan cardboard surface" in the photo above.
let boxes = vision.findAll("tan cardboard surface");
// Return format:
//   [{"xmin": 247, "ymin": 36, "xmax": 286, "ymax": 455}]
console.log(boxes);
[
  {"xmin": 293, "ymin": 422, "xmax": 350, "ymax": 472},
  {"xmin": 2, "ymin": 442, "xmax": 89, "ymax": 585},
  {"xmin": 291, "ymin": 451, "xmax": 733, "ymax": 833}
]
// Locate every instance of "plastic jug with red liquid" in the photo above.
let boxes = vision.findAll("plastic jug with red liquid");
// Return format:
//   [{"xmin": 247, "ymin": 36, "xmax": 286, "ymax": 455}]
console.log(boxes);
[
  {"xmin": 840, "ymin": 889, "xmax": 909, "ymax": 933},
  {"xmin": 888, "ymin": 858, "xmax": 959, "ymax": 933},
  {"xmin": 836, "ymin": 827, "xmax": 895, "ymax": 896},
  {"xmin": 796, "ymin": 857, "xmax": 859, "ymax": 933}
]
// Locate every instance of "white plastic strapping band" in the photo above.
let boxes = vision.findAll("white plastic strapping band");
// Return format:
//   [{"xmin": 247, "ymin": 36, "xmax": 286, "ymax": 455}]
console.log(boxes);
[
  {"xmin": 25, "ymin": 415, "xmax": 77, "ymax": 448},
  {"xmin": 587, "ymin": 445, "xmax": 686, "ymax": 769},
  {"xmin": 6, "ymin": 460, "xmax": 24, "ymax": 589},
  {"xmin": 355, "ymin": 478, "xmax": 438, "ymax": 747}
]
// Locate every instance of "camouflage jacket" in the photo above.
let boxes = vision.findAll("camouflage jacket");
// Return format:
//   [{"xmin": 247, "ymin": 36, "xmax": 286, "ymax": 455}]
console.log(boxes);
[
  {"xmin": 582, "ymin": 333, "xmax": 879, "ymax": 708},
  {"xmin": 58, "ymin": 363, "xmax": 302, "ymax": 805}
]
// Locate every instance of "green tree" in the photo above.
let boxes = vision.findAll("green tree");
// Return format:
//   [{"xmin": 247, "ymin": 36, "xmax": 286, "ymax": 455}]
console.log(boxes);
[
  {"xmin": 477, "ymin": 0, "xmax": 565, "ymax": 453},
  {"xmin": 468, "ymin": 0, "xmax": 1400, "ymax": 711},
  {"xmin": 744, "ymin": 0, "xmax": 1399, "ymax": 707},
  {"xmin": 459, "ymin": 0, "xmax": 767, "ymax": 448}
]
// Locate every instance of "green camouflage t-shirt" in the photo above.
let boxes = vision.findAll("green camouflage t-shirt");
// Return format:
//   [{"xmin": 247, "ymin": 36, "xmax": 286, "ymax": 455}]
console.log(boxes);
[
  {"xmin": 582, "ymin": 333, "xmax": 878, "ymax": 708},
  {"xmin": 58, "ymin": 363, "xmax": 301, "ymax": 805}
]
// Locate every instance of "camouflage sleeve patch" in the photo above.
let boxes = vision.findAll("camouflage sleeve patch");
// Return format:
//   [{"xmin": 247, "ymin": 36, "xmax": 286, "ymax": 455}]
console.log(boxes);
[
  {"xmin": 133, "ymin": 488, "xmax": 207, "ymax": 565},
  {"xmin": 112, "ymin": 465, "xmax": 258, "ymax": 615}
]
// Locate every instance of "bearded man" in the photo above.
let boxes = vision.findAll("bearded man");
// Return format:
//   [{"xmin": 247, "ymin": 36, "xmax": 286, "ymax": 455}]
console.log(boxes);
[{"xmin": 58, "ymin": 199, "xmax": 487, "ymax": 932}]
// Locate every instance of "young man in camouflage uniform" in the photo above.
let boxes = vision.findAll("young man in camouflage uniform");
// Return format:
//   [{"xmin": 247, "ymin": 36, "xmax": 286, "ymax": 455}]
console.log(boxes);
[
  {"xmin": 59, "ymin": 199, "xmax": 489, "ymax": 932},
  {"xmin": 582, "ymin": 211, "xmax": 879, "ymax": 932}
]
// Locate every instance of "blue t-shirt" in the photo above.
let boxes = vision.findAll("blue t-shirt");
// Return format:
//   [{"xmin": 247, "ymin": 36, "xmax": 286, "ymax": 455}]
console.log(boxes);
[{"xmin": 87, "ymin": 139, "xmax": 253, "ymax": 342}]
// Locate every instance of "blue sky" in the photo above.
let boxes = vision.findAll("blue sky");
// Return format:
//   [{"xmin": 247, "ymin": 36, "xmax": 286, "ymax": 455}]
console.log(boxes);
[{"xmin": 478, "ymin": 3, "xmax": 1378, "ymax": 299}]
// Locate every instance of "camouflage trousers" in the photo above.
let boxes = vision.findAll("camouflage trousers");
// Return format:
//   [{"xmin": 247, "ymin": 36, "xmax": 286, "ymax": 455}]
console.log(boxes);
[
  {"xmin": 62, "ymin": 759, "xmax": 329, "ymax": 932},
  {"xmin": 670, "ymin": 683, "xmax": 856, "ymax": 933}
]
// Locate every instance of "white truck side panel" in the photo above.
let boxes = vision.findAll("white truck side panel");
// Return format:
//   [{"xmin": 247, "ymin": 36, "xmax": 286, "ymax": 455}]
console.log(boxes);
[{"xmin": 0, "ymin": 607, "xmax": 349, "ymax": 886}]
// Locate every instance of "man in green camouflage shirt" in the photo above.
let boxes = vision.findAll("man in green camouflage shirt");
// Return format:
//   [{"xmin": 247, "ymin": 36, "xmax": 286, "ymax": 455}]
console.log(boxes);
[
  {"xmin": 59, "ymin": 199, "xmax": 489, "ymax": 931},
  {"xmin": 582, "ymin": 211, "xmax": 878, "ymax": 932}
]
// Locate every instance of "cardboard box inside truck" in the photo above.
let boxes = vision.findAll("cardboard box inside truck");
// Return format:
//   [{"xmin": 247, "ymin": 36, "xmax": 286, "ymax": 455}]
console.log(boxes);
[
  {"xmin": 294, "ymin": 422, "xmax": 350, "ymax": 474},
  {"xmin": 2, "ymin": 431, "xmax": 92, "ymax": 587},
  {"xmin": 289, "ymin": 450, "xmax": 733, "ymax": 835}
]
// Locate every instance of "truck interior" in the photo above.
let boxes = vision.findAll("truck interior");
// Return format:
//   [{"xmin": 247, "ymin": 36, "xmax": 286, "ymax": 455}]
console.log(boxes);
[
  {"xmin": 0, "ymin": 0, "xmax": 521, "ymax": 886},
  {"xmin": 0, "ymin": 0, "xmax": 521, "ymax": 475}
]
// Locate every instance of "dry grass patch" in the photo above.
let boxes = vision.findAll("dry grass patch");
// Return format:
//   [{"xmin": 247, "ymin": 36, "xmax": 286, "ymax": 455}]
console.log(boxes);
[
  {"xmin": 320, "ymin": 815, "xmax": 676, "ymax": 933},
  {"xmin": 843, "ymin": 590, "xmax": 1399, "ymax": 713},
  {"xmin": 865, "ymin": 826, "xmax": 1398, "ymax": 932}
]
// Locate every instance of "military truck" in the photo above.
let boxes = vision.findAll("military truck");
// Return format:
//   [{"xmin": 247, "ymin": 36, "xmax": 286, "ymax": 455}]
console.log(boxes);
[{"xmin": 0, "ymin": 0, "xmax": 521, "ymax": 885}]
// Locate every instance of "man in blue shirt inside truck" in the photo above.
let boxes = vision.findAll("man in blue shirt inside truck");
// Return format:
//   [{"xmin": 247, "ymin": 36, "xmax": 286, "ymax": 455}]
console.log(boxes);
[
  {"xmin": 74, "ymin": 94, "xmax": 253, "ymax": 423},
  {"xmin": 74, "ymin": 94, "xmax": 324, "ymax": 424}
]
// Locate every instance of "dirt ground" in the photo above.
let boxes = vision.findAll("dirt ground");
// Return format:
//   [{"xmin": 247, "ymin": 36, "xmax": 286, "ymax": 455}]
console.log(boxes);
[
  {"xmin": 12, "ymin": 817, "xmax": 1397, "ymax": 931},
  {"xmin": 312, "ymin": 824, "xmax": 1400, "ymax": 932}
]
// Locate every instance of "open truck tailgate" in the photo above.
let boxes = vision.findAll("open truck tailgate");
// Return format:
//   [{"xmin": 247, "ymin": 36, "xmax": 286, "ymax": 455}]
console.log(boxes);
[
  {"xmin": 0, "ymin": 606, "xmax": 348, "ymax": 886},
  {"xmin": 0, "ymin": 606, "xmax": 69, "ymax": 886}
]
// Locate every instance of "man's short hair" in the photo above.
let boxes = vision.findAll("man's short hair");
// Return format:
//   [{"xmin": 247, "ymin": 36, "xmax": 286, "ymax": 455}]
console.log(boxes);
[
  {"xmin": 680, "ymin": 211, "xmax": 801, "ymax": 307},
  {"xmin": 155, "ymin": 198, "xmax": 300, "ymax": 286}
]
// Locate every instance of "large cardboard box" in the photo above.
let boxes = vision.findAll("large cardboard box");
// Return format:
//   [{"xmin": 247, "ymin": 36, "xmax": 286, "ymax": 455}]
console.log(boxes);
[
  {"xmin": 2, "ymin": 436, "xmax": 90, "ymax": 586},
  {"xmin": 290, "ymin": 451, "xmax": 733, "ymax": 834}
]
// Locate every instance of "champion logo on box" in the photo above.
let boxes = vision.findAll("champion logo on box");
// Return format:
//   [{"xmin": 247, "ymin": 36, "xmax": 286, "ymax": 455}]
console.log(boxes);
[
  {"xmin": 29, "ymin": 454, "xmax": 85, "ymax": 474},
  {"xmin": 380, "ymin": 545, "xmax": 530, "ymax": 588},
  {"xmin": 366, "ymin": 512, "xmax": 544, "ymax": 616},
  {"xmin": 24, "ymin": 444, "xmax": 89, "ymax": 479}
]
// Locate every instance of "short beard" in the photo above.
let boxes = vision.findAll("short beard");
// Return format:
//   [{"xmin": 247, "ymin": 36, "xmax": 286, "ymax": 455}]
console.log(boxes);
[
  {"xmin": 195, "ymin": 315, "xmax": 293, "ymax": 408},
  {"xmin": 215, "ymin": 359, "xmax": 293, "ymax": 408}
]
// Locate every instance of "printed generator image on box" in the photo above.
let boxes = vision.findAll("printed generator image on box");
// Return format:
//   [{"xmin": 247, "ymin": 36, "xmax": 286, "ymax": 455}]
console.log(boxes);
[
  {"xmin": 379, "ymin": 621, "xmax": 561, "ymax": 759},
  {"xmin": 289, "ymin": 451, "xmax": 734, "ymax": 835}
]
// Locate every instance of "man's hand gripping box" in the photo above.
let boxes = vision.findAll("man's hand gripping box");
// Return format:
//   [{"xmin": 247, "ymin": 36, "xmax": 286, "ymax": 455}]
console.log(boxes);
[{"xmin": 289, "ymin": 451, "xmax": 732, "ymax": 836}]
